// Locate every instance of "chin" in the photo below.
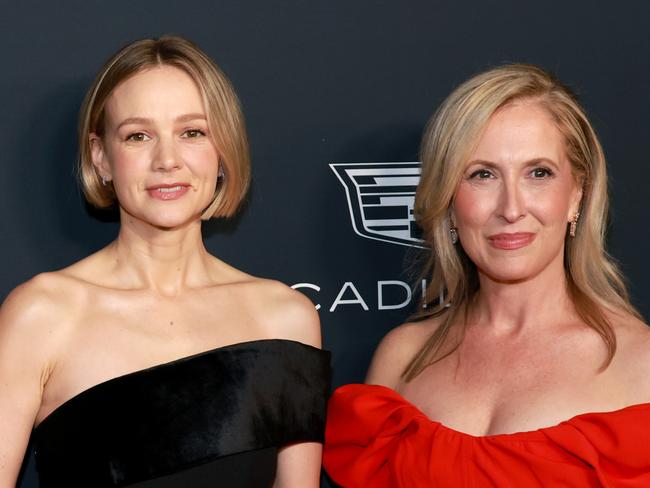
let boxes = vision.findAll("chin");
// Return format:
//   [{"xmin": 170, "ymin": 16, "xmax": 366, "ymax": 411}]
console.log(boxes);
[
  {"xmin": 150, "ymin": 219, "xmax": 198, "ymax": 230},
  {"xmin": 149, "ymin": 210, "xmax": 204, "ymax": 229},
  {"xmin": 121, "ymin": 205, "xmax": 203, "ymax": 230},
  {"xmin": 477, "ymin": 259, "xmax": 558, "ymax": 285},
  {"xmin": 474, "ymin": 256, "xmax": 542, "ymax": 283},
  {"xmin": 480, "ymin": 271, "xmax": 535, "ymax": 285}
]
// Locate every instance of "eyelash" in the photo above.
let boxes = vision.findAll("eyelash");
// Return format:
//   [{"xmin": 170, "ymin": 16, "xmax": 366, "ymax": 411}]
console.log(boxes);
[
  {"xmin": 530, "ymin": 167, "xmax": 554, "ymax": 178},
  {"xmin": 467, "ymin": 167, "xmax": 555, "ymax": 180},
  {"xmin": 124, "ymin": 129, "xmax": 206, "ymax": 142},
  {"xmin": 125, "ymin": 132, "xmax": 149, "ymax": 142},
  {"xmin": 468, "ymin": 169, "xmax": 494, "ymax": 180},
  {"xmin": 182, "ymin": 128, "xmax": 206, "ymax": 138}
]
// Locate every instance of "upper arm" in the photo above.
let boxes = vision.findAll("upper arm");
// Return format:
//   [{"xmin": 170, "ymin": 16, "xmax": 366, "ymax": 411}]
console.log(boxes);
[
  {"xmin": 274, "ymin": 442, "xmax": 322, "ymax": 488},
  {"xmin": 365, "ymin": 322, "xmax": 431, "ymax": 389},
  {"xmin": 254, "ymin": 282, "xmax": 323, "ymax": 486},
  {"xmin": 0, "ymin": 278, "xmax": 60, "ymax": 484}
]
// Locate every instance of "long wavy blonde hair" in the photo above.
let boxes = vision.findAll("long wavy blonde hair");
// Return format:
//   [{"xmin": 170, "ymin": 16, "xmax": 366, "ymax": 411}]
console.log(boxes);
[{"xmin": 403, "ymin": 63, "xmax": 642, "ymax": 381}]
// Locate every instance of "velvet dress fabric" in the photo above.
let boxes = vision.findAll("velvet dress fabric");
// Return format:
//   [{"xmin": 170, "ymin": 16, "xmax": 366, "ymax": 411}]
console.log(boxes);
[{"xmin": 33, "ymin": 339, "xmax": 331, "ymax": 487}]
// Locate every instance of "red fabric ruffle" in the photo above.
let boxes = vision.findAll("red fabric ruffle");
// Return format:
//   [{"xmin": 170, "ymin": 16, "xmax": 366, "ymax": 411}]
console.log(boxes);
[{"xmin": 324, "ymin": 384, "xmax": 650, "ymax": 487}]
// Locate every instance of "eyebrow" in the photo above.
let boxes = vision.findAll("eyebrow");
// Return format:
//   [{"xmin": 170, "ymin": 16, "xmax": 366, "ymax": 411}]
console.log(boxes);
[
  {"xmin": 466, "ymin": 157, "xmax": 561, "ymax": 170},
  {"xmin": 115, "ymin": 113, "xmax": 207, "ymax": 131}
]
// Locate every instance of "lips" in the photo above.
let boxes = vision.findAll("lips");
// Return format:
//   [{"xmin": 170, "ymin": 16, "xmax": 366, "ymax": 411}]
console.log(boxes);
[
  {"xmin": 487, "ymin": 232, "xmax": 536, "ymax": 250},
  {"xmin": 146, "ymin": 183, "xmax": 190, "ymax": 201}
]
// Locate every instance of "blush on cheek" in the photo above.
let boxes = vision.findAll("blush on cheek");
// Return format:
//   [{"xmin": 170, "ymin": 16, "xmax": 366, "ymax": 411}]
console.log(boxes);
[
  {"xmin": 453, "ymin": 185, "xmax": 497, "ymax": 228},
  {"xmin": 528, "ymin": 193, "xmax": 573, "ymax": 226}
]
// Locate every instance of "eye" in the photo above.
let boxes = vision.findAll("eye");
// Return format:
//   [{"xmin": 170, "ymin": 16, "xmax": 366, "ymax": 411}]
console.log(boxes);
[
  {"xmin": 182, "ymin": 129, "xmax": 206, "ymax": 138},
  {"xmin": 530, "ymin": 167, "xmax": 554, "ymax": 178},
  {"xmin": 125, "ymin": 132, "xmax": 150, "ymax": 142},
  {"xmin": 468, "ymin": 169, "xmax": 495, "ymax": 180}
]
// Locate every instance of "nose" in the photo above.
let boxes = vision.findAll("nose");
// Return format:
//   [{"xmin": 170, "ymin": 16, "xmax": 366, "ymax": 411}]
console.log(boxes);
[
  {"xmin": 497, "ymin": 177, "xmax": 526, "ymax": 223},
  {"xmin": 152, "ymin": 136, "xmax": 183, "ymax": 172}
]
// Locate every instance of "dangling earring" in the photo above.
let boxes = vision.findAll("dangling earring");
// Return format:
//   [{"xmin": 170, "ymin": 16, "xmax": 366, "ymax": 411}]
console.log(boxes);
[
  {"xmin": 218, "ymin": 166, "xmax": 225, "ymax": 179},
  {"xmin": 569, "ymin": 212, "xmax": 580, "ymax": 237},
  {"xmin": 449, "ymin": 227, "xmax": 459, "ymax": 244},
  {"xmin": 101, "ymin": 176, "xmax": 107, "ymax": 186}
]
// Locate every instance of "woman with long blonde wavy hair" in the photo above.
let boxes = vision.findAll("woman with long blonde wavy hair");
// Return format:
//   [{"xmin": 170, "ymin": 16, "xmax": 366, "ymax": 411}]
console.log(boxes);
[{"xmin": 324, "ymin": 64, "xmax": 650, "ymax": 487}]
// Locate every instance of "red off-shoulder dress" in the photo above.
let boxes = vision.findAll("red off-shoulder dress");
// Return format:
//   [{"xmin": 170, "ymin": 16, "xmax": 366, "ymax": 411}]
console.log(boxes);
[{"xmin": 323, "ymin": 384, "xmax": 650, "ymax": 487}]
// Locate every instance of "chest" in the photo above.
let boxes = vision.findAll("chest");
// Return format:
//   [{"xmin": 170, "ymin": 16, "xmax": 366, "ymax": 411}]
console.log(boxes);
[
  {"xmin": 37, "ymin": 290, "xmax": 261, "ymax": 424},
  {"xmin": 397, "ymin": 333, "xmax": 622, "ymax": 436}
]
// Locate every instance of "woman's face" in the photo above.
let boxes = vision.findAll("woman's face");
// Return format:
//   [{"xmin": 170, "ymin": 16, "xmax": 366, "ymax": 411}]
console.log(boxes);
[
  {"xmin": 452, "ymin": 99, "xmax": 582, "ymax": 284},
  {"xmin": 91, "ymin": 65, "xmax": 219, "ymax": 229}
]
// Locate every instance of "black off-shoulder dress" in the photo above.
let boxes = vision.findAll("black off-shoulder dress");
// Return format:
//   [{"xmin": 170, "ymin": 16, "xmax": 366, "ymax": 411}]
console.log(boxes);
[{"xmin": 33, "ymin": 339, "xmax": 331, "ymax": 487}]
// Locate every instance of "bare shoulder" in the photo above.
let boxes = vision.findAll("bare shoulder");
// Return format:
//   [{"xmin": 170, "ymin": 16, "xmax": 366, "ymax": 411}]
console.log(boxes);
[
  {"xmin": 609, "ymin": 311, "xmax": 650, "ymax": 398},
  {"xmin": 1, "ymin": 271, "xmax": 84, "ymax": 332},
  {"xmin": 612, "ymin": 311, "xmax": 650, "ymax": 356},
  {"xmin": 238, "ymin": 278, "xmax": 321, "ymax": 349},
  {"xmin": 0, "ymin": 271, "xmax": 86, "ymax": 378},
  {"xmin": 365, "ymin": 316, "xmax": 439, "ymax": 389}
]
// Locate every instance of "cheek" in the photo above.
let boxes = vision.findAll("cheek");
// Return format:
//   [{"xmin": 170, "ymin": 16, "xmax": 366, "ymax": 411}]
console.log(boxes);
[
  {"xmin": 107, "ymin": 147, "xmax": 148, "ymax": 190},
  {"xmin": 183, "ymin": 145, "xmax": 219, "ymax": 179},
  {"xmin": 530, "ymin": 200, "xmax": 566, "ymax": 225},
  {"xmin": 528, "ymin": 183, "xmax": 575, "ymax": 225},
  {"xmin": 452, "ymin": 185, "xmax": 496, "ymax": 261},
  {"xmin": 453, "ymin": 184, "xmax": 495, "ymax": 229}
]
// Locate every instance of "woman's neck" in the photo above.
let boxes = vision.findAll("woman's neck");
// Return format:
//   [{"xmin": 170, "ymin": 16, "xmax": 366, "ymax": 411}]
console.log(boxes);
[
  {"xmin": 108, "ymin": 216, "xmax": 213, "ymax": 295},
  {"xmin": 471, "ymin": 255, "xmax": 578, "ymax": 335}
]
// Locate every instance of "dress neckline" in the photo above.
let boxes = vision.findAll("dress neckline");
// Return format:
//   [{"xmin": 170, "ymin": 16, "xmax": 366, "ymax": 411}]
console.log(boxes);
[
  {"xmin": 351, "ymin": 383, "xmax": 650, "ymax": 441},
  {"xmin": 36, "ymin": 338, "xmax": 321, "ymax": 430}
]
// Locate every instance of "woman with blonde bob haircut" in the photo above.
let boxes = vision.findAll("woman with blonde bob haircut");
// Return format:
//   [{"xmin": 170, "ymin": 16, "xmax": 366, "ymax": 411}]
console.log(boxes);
[
  {"xmin": 0, "ymin": 36, "xmax": 329, "ymax": 488},
  {"xmin": 78, "ymin": 36, "xmax": 250, "ymax": 218},
  {"xmin": 324, "ymin": 64, "xmax": 650, "ymax": 487}
]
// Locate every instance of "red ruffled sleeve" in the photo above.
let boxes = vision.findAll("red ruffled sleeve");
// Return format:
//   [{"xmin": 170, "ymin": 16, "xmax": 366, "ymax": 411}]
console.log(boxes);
[
  {"xmin": 545, "ymin": 405, "xmax": 650, "ymax": 486},
  {"xmin": 323, "ymin": 384, "xmax": 650, "ymax": 488},
  {"xmin": 324, "ymin": 383, "xmax": 438, "ymax": 487}
]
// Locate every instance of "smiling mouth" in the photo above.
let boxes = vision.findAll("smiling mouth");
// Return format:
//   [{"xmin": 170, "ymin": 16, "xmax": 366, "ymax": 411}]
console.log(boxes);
[
  {"xmin": 157, "ymin": 186, "xmax": 184, "ymax": 193},
  {"xmin": 147, "ymin": 184, "xmax": 190, "ymax": 200},
  {"xmin": 487, "ymin": 232, "xmax": 536, "ymax": 250}
]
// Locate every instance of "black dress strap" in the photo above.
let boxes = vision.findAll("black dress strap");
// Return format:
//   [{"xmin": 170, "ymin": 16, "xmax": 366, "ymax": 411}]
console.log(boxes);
[{"xmin": 33, "ymin": 339, "xmax": 331, "ymax": 487}]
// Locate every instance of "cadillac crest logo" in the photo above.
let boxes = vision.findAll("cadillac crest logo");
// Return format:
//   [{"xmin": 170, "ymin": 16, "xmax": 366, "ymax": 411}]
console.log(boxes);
[{"xmin": 330, "ymin": 162, "xmax": 425, "ymax": 248}]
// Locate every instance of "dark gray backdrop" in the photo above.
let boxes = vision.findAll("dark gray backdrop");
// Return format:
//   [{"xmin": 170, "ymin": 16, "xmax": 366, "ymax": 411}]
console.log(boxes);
[{"xmin": 1, "ymin": 1, "xmax": 648, "ymax": 486}]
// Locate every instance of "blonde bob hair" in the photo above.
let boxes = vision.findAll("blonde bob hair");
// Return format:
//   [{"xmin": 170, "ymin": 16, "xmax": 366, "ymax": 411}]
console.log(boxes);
[
  {"xmin": 404, "ymin": 63, "xmax": 642, "ymax": 381},
  {"xmin": 78, "ymin": 35, "xmax": 250, "ymax": 219}
]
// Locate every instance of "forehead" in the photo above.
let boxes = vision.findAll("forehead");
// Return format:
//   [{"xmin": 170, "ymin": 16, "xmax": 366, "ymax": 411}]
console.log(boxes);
[
  {"xmin": 104, "ymin": 65, "xmax": 205, "ymax": 123},
  {"xmin": 469, "ymin": 99, "xmax": 566, "ymax": 163}
]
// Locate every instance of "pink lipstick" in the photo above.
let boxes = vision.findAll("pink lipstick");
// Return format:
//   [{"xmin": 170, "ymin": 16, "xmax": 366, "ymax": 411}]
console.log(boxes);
[
  {"xmin": 487, "ymin": 232, "xmax": 536, "ymax": 250},
  {"xmin": 147, "ymin": 183, "xmax": 190, "ymax": 200}
]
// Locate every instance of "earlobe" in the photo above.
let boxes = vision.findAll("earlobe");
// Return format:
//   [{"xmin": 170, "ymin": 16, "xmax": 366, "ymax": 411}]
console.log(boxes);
[
  {"xmin": 448, "ymin": 205, "xmax": 457, "ymax": 227},
  {"xmin": 89, "ymin": 133, "xmax": 111, "ymax": 183},
  {"xmin": 571, "ymin": 187, "xmax": 584, "ymax": 221}
]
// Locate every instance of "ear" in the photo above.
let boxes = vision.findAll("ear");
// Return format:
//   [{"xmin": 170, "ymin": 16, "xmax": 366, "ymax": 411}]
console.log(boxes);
[
  {"xmin": 448, "ymin": 204, "xmax": 457, "ymax": 227},
  {"xmin": 89, "ymin": 133, "xmax": 112, "ymax": 183},
  {"xmin": 568, "ymin": 180, "xmax": 584, "ymax": 221}
]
